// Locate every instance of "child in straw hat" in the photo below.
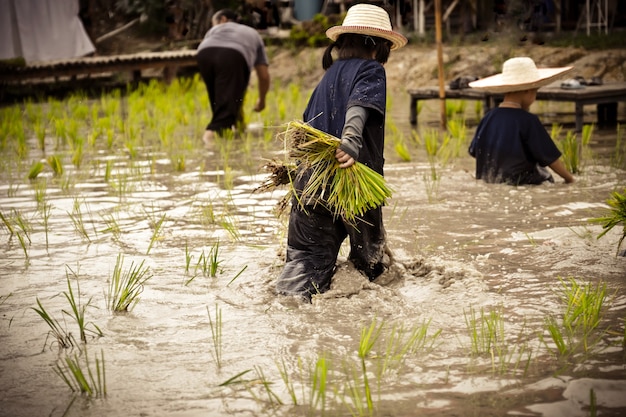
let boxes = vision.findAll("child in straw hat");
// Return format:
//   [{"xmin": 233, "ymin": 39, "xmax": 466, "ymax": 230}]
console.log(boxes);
[
  {"xmin": 276, "ymin": 4, "xmax": 407, "ymax": 301},
  {"xmin": 468, "ymin": 57, "xmax": 575, "ymax": 185}
]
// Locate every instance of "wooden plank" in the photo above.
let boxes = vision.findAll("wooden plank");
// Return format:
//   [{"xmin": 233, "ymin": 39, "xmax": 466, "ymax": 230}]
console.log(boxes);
[
  {"xmin": 1, "ymin": 51, "xmax": 198, "ymax": 83},
  {"xmin": 408, "ymin": 83, "xmax": 626, "ymax": 131}
]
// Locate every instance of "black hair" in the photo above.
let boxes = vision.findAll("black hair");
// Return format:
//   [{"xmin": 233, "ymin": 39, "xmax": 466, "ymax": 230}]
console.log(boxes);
[
  {"xmin": 322, "ymin": 33, "xmax": 392, "ymax": 70},
  {"xmin": 213, "ymin": 9, "xmax": 238, "ymax": 23}
]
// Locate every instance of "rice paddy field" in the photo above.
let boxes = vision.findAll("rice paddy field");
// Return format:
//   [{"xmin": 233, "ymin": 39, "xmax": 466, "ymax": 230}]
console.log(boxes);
[{"xmin": 0, "ymin": 71, "xmax": 625, "ymax": 417}]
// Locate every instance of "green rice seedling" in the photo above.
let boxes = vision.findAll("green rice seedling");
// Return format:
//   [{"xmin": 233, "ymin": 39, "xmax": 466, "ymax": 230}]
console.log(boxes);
[
  {"xmin": 33, "ymin": 178, "xmax": 47, "ymax": 209},
  {"xmin": 207, "ymin": 240, "xmax": 221, "ymax": 277},
  {"xmin": 219, "ymin": 369, "xmax": 253, "ymax": 388},
  {"xmin": 543, "ymin": 316, "xmax": 569, "ymax": 357},
  {"xmin": 447, "ymin": 119, "xmax": 468, "ymax": 158},
  {"xmin": 14, "ymin": 123, "xmax": 28, "ymax": 159},
  {"xmin": 474, "ymin": 100, "xmax": 482, "ymax": 121},
  {"xmin": 358, "ymin": 318, "xmax": 383, "ymax": 413},
  {"xmin": 54, "ymin": 348, "xmax": 106, "ymax": 398},
  {"xmin": 463, "ymin": 307, "xmax": 533, "ymax": 375},
  {"xmin": 550, "ymin": 123, "xmax": 563, "ymax": 142},
  {"xmin": 190, "ymin": 242, "xmax": 223, "ymax": 281},
  {"xmin": 590, "ymin": 188, "xmax": 626, "ymax": 255},
  {"xmin": 227, "ymin": 265, "xmax": 247, "ymax": 286},
  {"xmin": 524, "ymin": 232, "xmax": 538, "ymax": 247},
  {"xmin": 463, "ymin": 306, "xmax": 504, "ymax": 357},
  {"xmin": 423, "ymin": 162, "xmax": 440, "ymax": 203},
  {"xmin": 220, "ymin": 215, "xmax": 241, "ymax": 242},
  {"xmin": 15, "ymin": 231, "xmax": 29, "ymax": 260},
  {"xmin": 12, "ymin": 209, "xmax": 32, "ymax": 243},
  {"xmin": 558, "ymin": 130, "xmax": 581, "ymax": 174},
  {"xmin": 62, "ymin": 266, "xmax": 103, "ymax": 343},
  {"xmin": 3, "ymin": 209, "xmax": 32, "ymax": 258},
  {"xmin": 146, "ymin": 213, "xmax": 166, "ymax": 255},
  {"xmin": 542, "ymin": 277, "xmax": 612, "ymax": 358},
  {"xmin": 276, "ymin": 357, "xmax": 298, "ymax": 405},
  {"xmin": 589, "ymin": 388, "xmax": 597, "ymax": 417},
  {"xmin": 445, "ymin": 100, "xmax": 466, "ymax": 119},
  {"xmin": 100, "ymin": 211, "xmax": 122, "ymax": 241},
  {"xmin": 277, "ymin": 121, "xmax": 393, "ymax": 223},
  {"xmin": 67, "ymin": 198, "xmax": 94, "ymax": 242},
  {"xmin": 32, "ymin": 298, "xmax": 76, "ymax": 350},
  {"xmin": 340, "ymin": 357, "xmax": 367, "ymax": 417},
  {"xmin": 41, "ymin": 202, "xmax": 52, "ymax": 250},
  {"xmin": 34, "ymin": 120, "xmax": 46, "ymax": 152},
  {"xmin": 47, "ymin": 154, "xmax": 64, "ymax": 177},
  {"xmin": 422, "ymin": 128, "xmax": 440, "ymax": 159},
  {"xmin": 0, "ymin": 210, "xmax": 15, "ymax": 236},
  {"xmin": 107, "ymin": 254, "xmax": 152, "ymax": 312},
  {"xmin": 310, "ymin": 354, "xmax": 329, "ymax": 414},
  {"xmin": 561, "ymin": 277, "xmax": 610, "ymax": 352},
  {"xmin": 70, "ymin": 135, "xmax": 85, "ymax": 169},
  {"xmin": 184, "ymin": 241, "xmax": 194, "ymax": 274},
  {"xmin": 393, "ymin": 139, "xmax": 411, "ymax": 162},
  {"xmin": 207, "ymin": 303, "xmax": 223, "ymax": 368},
  {"xmin": 54, "ymin": 118, "xmax": 67, "ymax": 145},
  {"xmin": 250, "ymin": 365, "xmax": 283, "ymax": 407},
  {"xmin": 104, "ymin": 160, "xmax": 113, "ymax": 183}
]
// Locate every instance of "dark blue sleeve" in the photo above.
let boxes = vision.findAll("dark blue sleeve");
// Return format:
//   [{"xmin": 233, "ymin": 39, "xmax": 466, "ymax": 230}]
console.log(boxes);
[
  {"xmin": 523, "ymin": 114, "xmax": 562, "ymax": 167},
  {"xmin": 347, "ymin": 61, "xmax": 386, "ymax": 116}
]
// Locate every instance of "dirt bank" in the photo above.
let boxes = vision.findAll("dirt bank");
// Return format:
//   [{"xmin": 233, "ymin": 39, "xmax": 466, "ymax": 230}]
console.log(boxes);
[{"xmin": 269, "ymin": 44, "xmax": 626, "ymax": 92}]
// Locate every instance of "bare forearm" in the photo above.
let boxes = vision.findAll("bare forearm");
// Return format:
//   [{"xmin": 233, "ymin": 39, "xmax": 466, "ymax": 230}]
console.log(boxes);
[
  {"xmin": 255, "ymin": 64, "xmax": 270, "ymax": 109},
  {"xmin": 549, "ymin": 159, "xmax": 575, "ymax": 183}
]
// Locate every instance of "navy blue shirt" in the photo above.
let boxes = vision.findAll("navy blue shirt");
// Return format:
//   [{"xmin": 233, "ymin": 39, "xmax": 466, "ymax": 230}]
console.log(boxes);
[
  {"xmin": 469, "ymin": 107, "xmax": 562, "ymax": 185},
  {"xmin": 303, "ymin": 58, "xmax": 386, "ymax": 175}
]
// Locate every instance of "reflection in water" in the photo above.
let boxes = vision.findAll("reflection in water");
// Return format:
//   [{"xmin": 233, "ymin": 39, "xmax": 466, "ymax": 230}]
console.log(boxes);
[{"xmin": 0, "ymin": 92, "xmax": 625, "ymax": 417}]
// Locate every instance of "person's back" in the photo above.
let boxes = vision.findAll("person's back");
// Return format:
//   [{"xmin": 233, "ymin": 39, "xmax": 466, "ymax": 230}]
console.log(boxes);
[
  {"xmin": 198, "ymin": 21, "xmax": 267, "ymax": 71},
  {"xmin": 468, "ymin": 57, "xmax": 575, "ymax": 185},
  {"xmin": 196, "ymin": 8, "xmax": 270, "ymax": 142},
  {"xmin": 469, "ymin": 107, "xmax": 561, "ymax": 185}
]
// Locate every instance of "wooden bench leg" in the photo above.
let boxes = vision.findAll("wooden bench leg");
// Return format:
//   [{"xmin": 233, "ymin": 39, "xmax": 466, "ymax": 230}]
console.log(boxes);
[
  {"xmin": 575, "ymin": 102, "xmax": 583, "ymax": 132},
  {"xmin": 597, "ymin": 102, "xmax": 618, "ymax": 128},
  {"xmin": 410, "ymin": 97, "xmax": 418, "ymax": 125}
]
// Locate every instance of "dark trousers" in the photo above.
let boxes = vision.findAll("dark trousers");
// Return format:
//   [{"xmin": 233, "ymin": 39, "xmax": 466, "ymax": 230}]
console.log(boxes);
[
  {"xmin": 197, "ymin": 47, "xmax": 250, "ymax": 133},
  {"xmin": 276, "ymin": 203, "xmax": 388, "ymax": 300}
]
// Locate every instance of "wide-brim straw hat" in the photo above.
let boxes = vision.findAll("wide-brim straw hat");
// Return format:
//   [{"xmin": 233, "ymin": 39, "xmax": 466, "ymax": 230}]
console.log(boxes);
[
  {"xmin": 469, "ymin": 57, "xmax": 573, "ymax": 93},
  {"xmin": 326, "ymin": 4, "xmax": 407, "ymax": 51}
]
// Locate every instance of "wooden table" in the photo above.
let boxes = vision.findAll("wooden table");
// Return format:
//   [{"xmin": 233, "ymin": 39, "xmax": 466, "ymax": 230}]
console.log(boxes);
[{"xmin": 408, "ymin": 83, "xmax": 626, "ymax": 132}]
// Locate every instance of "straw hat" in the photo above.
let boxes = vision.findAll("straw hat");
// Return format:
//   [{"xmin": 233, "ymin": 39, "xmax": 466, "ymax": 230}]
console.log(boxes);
[
  {"xmin": 326, "ymin": 4, "xmax": 407, "ymax": 51},
  {"xmin": 468, "ymin": 57, "xmax": 573, "ymax": 93}
]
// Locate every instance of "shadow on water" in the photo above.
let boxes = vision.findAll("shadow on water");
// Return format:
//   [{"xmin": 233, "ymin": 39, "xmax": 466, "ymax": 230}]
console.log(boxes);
[{"xmin": 0, "ymin": 77, "xmax": 625, "ymax": 417}]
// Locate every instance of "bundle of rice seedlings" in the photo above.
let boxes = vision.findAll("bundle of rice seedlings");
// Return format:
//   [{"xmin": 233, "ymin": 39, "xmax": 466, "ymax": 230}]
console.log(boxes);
[
  {"xmin": 256, "ymin": 159, "xmax": 296, "ymax": 192},
  {"xmin": 272, "ymin": 120, "xmax": 393, "ymax": 222}
]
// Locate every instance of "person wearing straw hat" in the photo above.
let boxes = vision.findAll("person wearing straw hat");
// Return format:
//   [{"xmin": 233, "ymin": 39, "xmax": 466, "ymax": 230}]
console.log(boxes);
[
  {"xmin": 468, "ymin": 57, "xmax": 575, "ymax": 185},
  {"xmin": 276, "ymin": 4, "xmax": 407, "ymax": 301}
]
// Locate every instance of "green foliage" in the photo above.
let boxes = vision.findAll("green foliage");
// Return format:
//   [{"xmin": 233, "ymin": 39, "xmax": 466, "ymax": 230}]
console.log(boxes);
[
  {"xmin": 590, "ymin": 188, "xmax": 626, "ymax": 255},
  {"xmin": 54, "ymin": 348, "xmax": 106, "ymax": 397},
  {"xmin": 558, "ymin": 130, "xmax": 581, "ymax": 174},
  {"xmin": 542, "ymin": 277, "xmax": 612, "ymax": 359},
  {"xmin": 107, "ymin": 254, "xmax": 152, "ymax": 312},
  {"xmin": 288, "ymin": 13, "xmax": 339, "ymax": 47}
]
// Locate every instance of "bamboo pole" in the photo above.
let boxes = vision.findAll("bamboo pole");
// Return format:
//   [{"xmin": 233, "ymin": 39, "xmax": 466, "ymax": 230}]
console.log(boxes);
[{"xmin": 434, "ymin": 0, "xmax": 446, "ymax": 130}]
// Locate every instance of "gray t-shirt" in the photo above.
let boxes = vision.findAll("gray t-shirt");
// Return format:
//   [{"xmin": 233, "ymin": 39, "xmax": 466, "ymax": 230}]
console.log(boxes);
[{"xmin": 197, "ymin": 22, "xmax": 268, "ymax": 71}]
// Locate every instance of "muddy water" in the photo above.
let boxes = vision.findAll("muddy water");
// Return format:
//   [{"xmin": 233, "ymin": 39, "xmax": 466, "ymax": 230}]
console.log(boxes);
[{"xmin": 0, "ymin": 87, "xmax": 625, "ymax": 417}]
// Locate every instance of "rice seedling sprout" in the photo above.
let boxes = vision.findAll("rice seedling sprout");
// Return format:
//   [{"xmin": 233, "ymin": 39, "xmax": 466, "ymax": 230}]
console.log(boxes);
[
  {"xmin": 107, "ymin": 254, "xmax": 152, "ymax": 312},
  {"xmin": 207, "ymin": 303, "xmax": 223, "ymax": 368},
  {"xmin": 590, "ymin": 188, "xmax": 626, "ymax": 255},
  {"xmin": 54, "ymin": 348, "xmax": 106, "ymax": 398},
  {"xmin": 61, "ymin": 266, "xmax": 103, "ymax": 343}
]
